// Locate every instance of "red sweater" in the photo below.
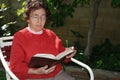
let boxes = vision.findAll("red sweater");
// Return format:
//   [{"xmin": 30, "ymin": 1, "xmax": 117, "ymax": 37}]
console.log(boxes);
[{"xmin": 10, "ymin": 27, "xmax": 68, "ymax": 79}]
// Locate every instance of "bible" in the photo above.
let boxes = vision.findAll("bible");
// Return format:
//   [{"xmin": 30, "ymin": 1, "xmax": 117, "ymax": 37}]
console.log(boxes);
[{"xmin": 28, "ymin": 48, "xmax": 74, "ymax": 68}]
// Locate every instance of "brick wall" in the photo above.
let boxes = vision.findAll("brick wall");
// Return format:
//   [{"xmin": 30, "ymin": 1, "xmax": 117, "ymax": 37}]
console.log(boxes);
[{"xmin": 50, "ymin": 0, "xmax": 120, "ymax": 47}]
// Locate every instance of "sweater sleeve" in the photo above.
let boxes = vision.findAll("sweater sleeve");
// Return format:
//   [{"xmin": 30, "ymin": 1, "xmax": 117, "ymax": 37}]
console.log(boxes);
[
  {"xmin": 54, "ymin": 32, "xmax": 71, "ymax": 63},
  {"xmin": 58, "ymin": 39, "xmax": 71, "ymax": 63},
  {"xmin": 47, "ymin": 29, "xmax": 71, "ymax": 63},
  {"xmin": 10, "ymin": 32, "xmax": 29, "ymax": 78}
]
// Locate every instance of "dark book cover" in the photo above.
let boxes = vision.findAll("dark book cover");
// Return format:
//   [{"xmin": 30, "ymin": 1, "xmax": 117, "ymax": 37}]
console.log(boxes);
[
  {"xmin": 28, "ymin": 48, "xmax": 74, "ymax": 68},
  {"xmin": 28, "ymin": 56, "xmax": 66, "ymax": 68}
]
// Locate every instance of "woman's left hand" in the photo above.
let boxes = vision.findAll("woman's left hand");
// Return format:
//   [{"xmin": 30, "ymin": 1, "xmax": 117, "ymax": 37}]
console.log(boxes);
[{"xmin": 66, "ymin": 46, "xmax": 76, "ymax": 58}]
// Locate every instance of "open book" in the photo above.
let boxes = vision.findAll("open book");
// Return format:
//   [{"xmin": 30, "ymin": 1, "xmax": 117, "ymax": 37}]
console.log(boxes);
[{"xmin": 28, "ymin": 48, "xmax": 74, "ymax": 68}]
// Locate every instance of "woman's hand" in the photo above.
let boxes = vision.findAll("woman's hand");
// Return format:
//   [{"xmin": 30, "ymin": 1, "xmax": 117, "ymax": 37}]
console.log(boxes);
[
  {"xmin": 66, "ymin": 46, "xmax": 76, "ymax": 58},
  {"xmin": 28, "ymin": 65, "xmax": 56, "ymax": 75}
]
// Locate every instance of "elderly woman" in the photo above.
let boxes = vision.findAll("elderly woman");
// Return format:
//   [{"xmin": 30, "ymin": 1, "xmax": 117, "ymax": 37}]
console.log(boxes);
[{"xmin": 10, "ymin": 0, "xmax": 76, "ymax": 80}]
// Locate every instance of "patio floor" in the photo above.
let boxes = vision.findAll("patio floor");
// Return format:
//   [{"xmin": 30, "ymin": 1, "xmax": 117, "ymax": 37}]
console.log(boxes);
[
  {"xmin": 0, "ymin": 62, "xmax": 120, "ymax": 80},
  {"xmin": 65, "ymin": 66, "xmax": 120, "ymax": 80}
]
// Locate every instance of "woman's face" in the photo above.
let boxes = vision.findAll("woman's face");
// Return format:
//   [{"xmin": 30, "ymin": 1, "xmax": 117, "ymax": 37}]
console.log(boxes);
[{"xmin": 27, "ymin": 8, "xmax": 46, "ymax": 32}]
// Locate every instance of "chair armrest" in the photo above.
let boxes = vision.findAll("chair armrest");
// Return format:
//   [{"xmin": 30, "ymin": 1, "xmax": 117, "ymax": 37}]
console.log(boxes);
[
  {"xmin": 71, "ymin": 58, "xmax": 94, "ymax": 80},
  {"xmin": 0, "ymin": 49, "xmax": 19, "ymax": 80}
]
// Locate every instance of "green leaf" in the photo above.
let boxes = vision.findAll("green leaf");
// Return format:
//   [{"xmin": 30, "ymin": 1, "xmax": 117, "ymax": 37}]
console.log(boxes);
[
  {"xmin": 111, "ymin": 0, "xmax": 120, "ymax": 8},
  {"xmin": 0, "ymin": 3, "xmax": 7, "ymax": 11},
  {"xmin": 0, "ymin": 16, "xmax": 4, "ymax": 19},
  {"xmin": 1, "ymin": 3, "xmax": 6, "ymax": 9},
  {"xmin": 17, "ymin": 7, "xmax": 24, "ymax": 16}
]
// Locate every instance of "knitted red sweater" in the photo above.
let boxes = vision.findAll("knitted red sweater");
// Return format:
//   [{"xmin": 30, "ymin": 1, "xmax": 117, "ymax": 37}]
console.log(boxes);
[{"xmin": 10, "ymin": 27, "xmax": 67, "ymax": 79}]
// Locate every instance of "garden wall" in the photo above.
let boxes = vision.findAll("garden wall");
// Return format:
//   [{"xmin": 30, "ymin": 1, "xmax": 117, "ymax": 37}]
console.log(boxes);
[{"xmin": 49, "ymin": 0, "xmax": 120, "ymax": 47}]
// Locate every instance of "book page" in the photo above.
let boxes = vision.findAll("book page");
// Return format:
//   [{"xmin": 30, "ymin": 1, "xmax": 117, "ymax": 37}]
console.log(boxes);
[
  {"xmin": 56, "ymin": 48, "xmax": 73, "ymax": 60},
  {"xmin": 33, "ymin": 48, "xmax": 73, "ymax": 60},
  {"xmin": 34, "ymin": 54, "xmax": 56, "ymax": 59}
]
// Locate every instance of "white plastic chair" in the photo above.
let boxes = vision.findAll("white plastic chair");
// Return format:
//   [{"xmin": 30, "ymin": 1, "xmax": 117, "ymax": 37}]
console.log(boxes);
[
  {"xmin": 0, "ymin": 36, "xmax": 19, "ymax": 80},
  {"xmin": 0, "ymin": 36, "xmax": 94, "ymax": 80}
]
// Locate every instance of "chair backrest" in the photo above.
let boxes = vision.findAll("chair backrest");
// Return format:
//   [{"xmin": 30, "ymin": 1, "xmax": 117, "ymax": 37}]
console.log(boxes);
[
  {"xmin": 0, "ymin": 36, "xmax": 13, "ymax": 61},
  {"xmin": 0, "ymin": 36, "xmax": 13, "ymax": 48},
  {"xmin": 0, "ymin": 36, "xmax": 19, "ymax": 80}
]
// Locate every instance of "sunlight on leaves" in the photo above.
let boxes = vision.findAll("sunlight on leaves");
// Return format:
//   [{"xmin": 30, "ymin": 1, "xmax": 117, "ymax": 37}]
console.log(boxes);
[
  {"xmin": 1, "ymin": 3, "xmax": 6, "ymax": 9},
  {"xmin": 0, "ymin": 3, "xmax": 7, "ymax": 11},
  {"xmin": 0, "ymin": 16, "xmax": 4, "ymax": 19},
  {"xmin": 1, "ymin": 21, "xmax": 16, "ymax": 30},
  {"xmin": 2, "ymin": 24, "xmax": 8, "ymax": 30},
  {"xmin": 17, "ymin": 7, "xmax": 24, "ymax": 16}
]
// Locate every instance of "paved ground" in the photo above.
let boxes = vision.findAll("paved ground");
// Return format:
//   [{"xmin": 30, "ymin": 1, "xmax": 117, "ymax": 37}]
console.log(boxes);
[
  {"xmin": 65, "ymin": 66, "xmax": 120, "ymax": 80},
  {"xmin": 0, "ymin": 62, "xmax": 120, "ymax": 80}
]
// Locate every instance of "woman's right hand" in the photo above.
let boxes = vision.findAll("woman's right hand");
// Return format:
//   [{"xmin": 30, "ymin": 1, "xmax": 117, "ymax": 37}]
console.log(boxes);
[{"xmin": 28, "ymin": 65, "xmax": 56, "ymax": 75}]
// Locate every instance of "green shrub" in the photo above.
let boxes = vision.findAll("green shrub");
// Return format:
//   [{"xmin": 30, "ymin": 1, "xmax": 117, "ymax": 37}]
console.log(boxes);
[
  {"xmin": 0, "ymin": 70, "xmax": 6, "ymax": 80},
  {"xmin": 91, "ymin": 38, "xmax": 120, "ymax": 72}
]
